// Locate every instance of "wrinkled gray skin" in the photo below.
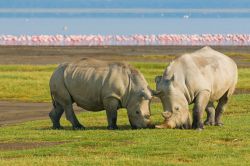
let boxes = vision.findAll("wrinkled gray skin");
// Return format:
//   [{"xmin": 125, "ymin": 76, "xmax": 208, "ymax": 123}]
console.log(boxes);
[
  {"xmin": 49, "ymin": 58, "xmax": 154, "ymax": 130},
  {"xmin": 155, "ymin": 47, "xmax": 238, "ymax": 130}
]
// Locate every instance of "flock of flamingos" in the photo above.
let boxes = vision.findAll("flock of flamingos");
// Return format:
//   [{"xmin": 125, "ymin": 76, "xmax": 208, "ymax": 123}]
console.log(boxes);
[{"xmin": 0, "ymin": 34, "xmax": 250, "ymax": 46}]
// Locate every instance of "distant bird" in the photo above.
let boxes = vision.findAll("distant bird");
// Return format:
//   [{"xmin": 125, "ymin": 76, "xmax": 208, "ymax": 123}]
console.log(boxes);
[{"xmin": 63, "ymin": 26, "xmax": 68, "ymax": 31}]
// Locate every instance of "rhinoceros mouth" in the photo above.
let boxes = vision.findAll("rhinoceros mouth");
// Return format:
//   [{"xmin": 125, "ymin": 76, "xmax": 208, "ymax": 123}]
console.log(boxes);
[
  {"xmin": 129, "ymin": 119, "xmax": 154, "ymax": 129},
  {"xmin": 155, "ymin": 119, "xmax": 176, "ymax": 129},
  {"xmin": 155, "ymin": 122, "xmax": 190, "ymax": 129},
  {"xmin": 157, "ymin": 109, "xmax": 192, "ymax": 129},
  {"xmin": 156, "ymin": 114, "xmax": 191, "ymax": 129}
]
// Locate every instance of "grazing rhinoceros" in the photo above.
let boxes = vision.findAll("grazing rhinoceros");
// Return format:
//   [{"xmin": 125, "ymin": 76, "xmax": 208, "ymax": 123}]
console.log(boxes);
[
  {"xmin": 154, "ymin": 46, "xmax": 238, "ymax": 130},
  {"xmin": 49, "ymin": 58, "xmax": 154, "ymax": 130}
]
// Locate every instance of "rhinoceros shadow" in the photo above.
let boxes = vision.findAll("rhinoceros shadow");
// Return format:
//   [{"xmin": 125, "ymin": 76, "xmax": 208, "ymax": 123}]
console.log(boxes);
[
  {"xmin": 38, "ymin": 125, "xmax": 132, "ymax": 131},
  {"xmin": 86, "ymin": 125, "xmax": 132, "ymax": 130}
]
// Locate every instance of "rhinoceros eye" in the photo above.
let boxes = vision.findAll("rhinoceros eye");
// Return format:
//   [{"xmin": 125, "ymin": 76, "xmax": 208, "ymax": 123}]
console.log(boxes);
[{"xmin": 175, "ymin": 107, "xmax": 179, "ymax": 111}]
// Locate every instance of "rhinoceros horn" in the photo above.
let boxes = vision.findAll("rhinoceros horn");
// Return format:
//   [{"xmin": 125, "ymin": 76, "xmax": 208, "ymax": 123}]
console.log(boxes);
[
  {"xmin": 155, "ymin": 112, "xmax": 175, "ymax": 129},
  {"xmin": 155, "ymin": 122, "xmax": 175, "ymax": 129},
  {"xmin": 162, "ymin": 111, "xmax": 172, "ymax": 119}
]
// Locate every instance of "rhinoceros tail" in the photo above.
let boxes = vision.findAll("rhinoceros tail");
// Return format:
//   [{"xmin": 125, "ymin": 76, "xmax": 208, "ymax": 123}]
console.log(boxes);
[{"xmin": 51, "ymin": 92, "xmax": 56, "ymax": 108}]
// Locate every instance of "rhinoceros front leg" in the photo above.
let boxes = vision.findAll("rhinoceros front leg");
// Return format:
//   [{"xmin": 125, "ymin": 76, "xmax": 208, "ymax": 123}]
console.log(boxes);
[
  {"xmin": 104, "ymin": 97, "xmax": 119, "ymax": 130},
  {"xmin": 204, "ymin": 102, "xmax": 215, "ymax": 126},
  {"xmin": 215, "ymin": 93, "xmax": 229, "ymax": 126},
  {"xmin": 192, "ymin": 90, "xmax": 210, "ymax": 130},
  {"xmin": 64, "ymin": 104, "xmax": 85, "ymax": 130}
]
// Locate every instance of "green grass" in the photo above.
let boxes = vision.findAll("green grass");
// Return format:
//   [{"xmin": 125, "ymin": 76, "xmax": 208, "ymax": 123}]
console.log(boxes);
[
  {"xmin": 0, "ymin": 63, "xmax": 249, "ymax": 102},
  {"xmin": 0, "ymin": 65, "xmax": 55, "ymax": 102},
  {"xmin": 226, "ymin": 52, "xmax": 250, "ymax": 58},
  {"xmin": 238, "ymin": 68, "xmax": 250, "ymax": 90},
  {"xmin": 0, "ymin": 94, "xmax": 250, "ymax": 165},
  {"xmin": 0, "ymin": 62, "xmax": 250, "ymax": 165}
]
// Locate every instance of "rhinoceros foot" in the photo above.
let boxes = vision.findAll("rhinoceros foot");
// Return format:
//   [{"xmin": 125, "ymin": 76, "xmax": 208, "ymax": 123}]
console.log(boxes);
[
  {"xmin": 72, "ymin": 124, "xmax": 85, "ymax": 130},
  {"xmin": 107, "ymin": 125, "xmax": 118, "ymax": 130},
  {"xmin": 192, "ymin": 122, "xmax": 204, "ymax": 130},
  {"xmin": 215, "ymin": 122, "xmax": 224, "ymax": 126},
  {"xmin": 204, "ymin": 120, "xmax": 215, "ymax": 126},
  {"xmin": 52, "ymin": 125, "xmax": 64, "ymax": 130},
  {"xmin": 195, "ymin": 128, "xmax": 203, "ymax": 132}
]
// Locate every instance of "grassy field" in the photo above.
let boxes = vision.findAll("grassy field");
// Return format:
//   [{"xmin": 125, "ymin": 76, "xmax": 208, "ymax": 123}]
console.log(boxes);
[
  {"xmin": 0, "ymin": 61, "xmax": 250, "ymax": 165},
  {"xmin": 0, "ymin": 62, "xmax": 249, "ymax": 102}
]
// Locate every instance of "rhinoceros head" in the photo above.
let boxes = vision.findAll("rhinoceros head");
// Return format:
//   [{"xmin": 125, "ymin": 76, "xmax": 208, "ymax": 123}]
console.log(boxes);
[
  {"xmin": 126, "ymin": 87, "xmax": 154, "ymax": 129},
  {"xmin": 153, "ymin": 75, "xmax": 191, "ymax": 129},
  {"xmin": 126, "ymin": 70, "xmax": 155, "ymax": 129}
]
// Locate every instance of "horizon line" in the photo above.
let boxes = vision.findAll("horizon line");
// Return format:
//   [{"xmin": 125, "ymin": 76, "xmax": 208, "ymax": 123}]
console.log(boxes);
[{"xmin": 1, "ymin": 8, "xmax": 250, "ymax": 14}]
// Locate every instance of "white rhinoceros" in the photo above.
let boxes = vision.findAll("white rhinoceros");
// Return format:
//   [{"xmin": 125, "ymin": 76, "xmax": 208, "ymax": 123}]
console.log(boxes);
[
  {"xmin": 49, "ymin": 58, "xmax": 154, "ymax": 130},
  {"xmin": 154, "ymin": 46, "xmax": 238, "ymax": 130}
]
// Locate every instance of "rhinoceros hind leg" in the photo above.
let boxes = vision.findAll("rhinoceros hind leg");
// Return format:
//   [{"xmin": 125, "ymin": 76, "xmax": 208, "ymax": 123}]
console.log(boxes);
[
  {"xmin": 192, "ymin": 90, "xmax": 210, "ymax": 130},
  {"xmin": 49, "ymin": 102, "xmax": 64, "ymax": 129},
  {"xmin": 215, "ymin": 92, "xmax": 229, "ymax": 126},
  {"xmin": 64, "ymin": 104, "xmax": 85, "ymax": 130},
  {"xmin": 104, "ymin": 97, "xmax": 119, "ymax": 130},
  {"xmin": 204, "ymin": 102, "xmax": 215, "ymax": 126}
]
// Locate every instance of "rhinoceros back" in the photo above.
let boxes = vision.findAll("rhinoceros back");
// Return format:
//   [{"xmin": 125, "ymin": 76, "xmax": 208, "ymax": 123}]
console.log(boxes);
[
  {"xmin": 63, "ymin": 58, "xmax": 129, "ymax": 111},
  {"xmin": 190, "ymin": 47, "xmax": 238, "ymax": 100},
  {"xmin": 167, "ymin": 46, "xmax": 238, "ymax": 103}
]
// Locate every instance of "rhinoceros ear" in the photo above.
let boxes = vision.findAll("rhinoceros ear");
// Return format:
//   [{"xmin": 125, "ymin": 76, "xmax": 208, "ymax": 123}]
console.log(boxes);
[
  {"xmin": 147, "ymin": 86, "xmax": 162, "ymax": 97},
  {"xmin": 155, "ymin": 76, "xmax": 162, "ymax": 84},
  {"xmin": 140, "ymin": 89, "xmax": 152, "ymax": 100},
  {"xmin": 170, "ymin": 74, "xmax": 175, "ymax": 81},
  {"xmin": 165, "ymin": 73, "xmax": 175, "ymax": 82}
]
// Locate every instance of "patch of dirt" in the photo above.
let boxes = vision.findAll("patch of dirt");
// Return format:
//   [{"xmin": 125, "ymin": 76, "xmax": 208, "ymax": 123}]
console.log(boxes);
[
  {"xmin": 0, "ymin": 142, "xmax": 65, "ymax": 151},
  {"xmin": 234, "ymin": 88, "xmax": 250, "ymax": 94},
  {"xmin": 177, "ymin": 158, "xmax": 193, "ymax": 163},
  {"xmin": 0, "ymin": 101, "xmax": 82, "ymax": 126},
  {"xmin": 0, "ymin": 46, "xmax": 250, "ymax": 67},
  {"xmin": 213, "ymin": 138, "xmax": 243, "ymax": 147}
]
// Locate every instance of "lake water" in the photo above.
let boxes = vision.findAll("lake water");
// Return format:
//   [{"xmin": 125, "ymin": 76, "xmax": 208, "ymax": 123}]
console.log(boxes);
[{"xmin": 0, "ymin": 18, "xmax": 250, "ymax": 35}]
